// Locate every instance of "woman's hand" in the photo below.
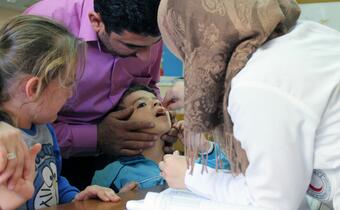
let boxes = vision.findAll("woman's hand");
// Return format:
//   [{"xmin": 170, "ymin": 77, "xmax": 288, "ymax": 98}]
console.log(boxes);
[
  {"xmin": 0, "ymin": 144, "xmax": 41, "ymax": 210},
  {"xmin": 0, "ymin": 122, "xmax": 32, "ymax": 190},
  {"xmin": 75, "ymin": 185, "xmax": 121, "ymax": 202},
  {"xmin": 173, "ymin": 120, "xmax": 184, "ymax": 140},
  {"xmin": 159, "ymin": 151, "xmax": 187, "ymax": 189},
  {"xmin": 163, "ymin": 80, "xmax": 184, "ymax": 110}
]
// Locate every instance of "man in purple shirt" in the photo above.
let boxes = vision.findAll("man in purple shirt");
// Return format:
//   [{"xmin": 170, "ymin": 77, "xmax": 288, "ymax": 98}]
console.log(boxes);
[{"xmin": 25, "ymin": 0, "xmax": 177, "ymax": 189}]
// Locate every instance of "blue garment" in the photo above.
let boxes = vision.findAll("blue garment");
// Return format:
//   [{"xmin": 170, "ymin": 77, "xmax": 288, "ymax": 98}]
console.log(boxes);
[
  {"xmin": 92, "ymin": 142, "xmax": 230, "ymax": 192},
  {"xmin": 19, "ymin": 124, "xmax": 79, "ymax": 210},
  {"xmin": 196, "ymin": 143, "xmax": 230, "ymax": 170},
  {"xmin": 92, "ymin": 155, "xmax": 165, "ymax": 192}
]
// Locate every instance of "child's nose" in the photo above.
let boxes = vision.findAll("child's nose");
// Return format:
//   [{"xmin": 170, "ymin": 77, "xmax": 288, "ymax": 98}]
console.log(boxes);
[{"xmin": 153, "ymin": 101, "xmax": 162, "ymax": 107}]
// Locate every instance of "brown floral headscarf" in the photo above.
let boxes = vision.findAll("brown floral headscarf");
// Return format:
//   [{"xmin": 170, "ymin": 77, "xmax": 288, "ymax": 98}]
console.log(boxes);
[{"xmin": 158, "ymin": 0, "xmax": 300, "ymax": 174}]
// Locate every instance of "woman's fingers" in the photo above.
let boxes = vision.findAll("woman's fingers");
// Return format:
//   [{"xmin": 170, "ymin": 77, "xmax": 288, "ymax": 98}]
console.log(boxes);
[
  {"xmin": 24, "ymin": 144, "xmax": 41, "ymax": 181},
  {"xmin": 7, "ymin": 143, "xmax": 25, "ymax": 190}
]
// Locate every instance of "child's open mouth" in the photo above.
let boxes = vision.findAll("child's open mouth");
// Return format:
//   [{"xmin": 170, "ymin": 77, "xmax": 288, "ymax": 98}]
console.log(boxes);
[
  {"xmin": 155, "ymin": 108, "xmax": 167, "ymax": 117},
  {"xmin": 155, "ymin": 112, "xmax": 166, "ymax": 117}
]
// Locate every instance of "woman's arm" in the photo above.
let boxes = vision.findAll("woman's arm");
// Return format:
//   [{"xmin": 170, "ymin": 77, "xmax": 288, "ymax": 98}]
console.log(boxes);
[{"xmin": 164, "ymin": 84, "xmax": 317, "ymax": 209}]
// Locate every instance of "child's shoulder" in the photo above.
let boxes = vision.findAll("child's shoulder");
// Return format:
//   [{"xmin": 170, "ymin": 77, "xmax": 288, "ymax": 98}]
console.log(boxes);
[{"xmin": 92, "ymin": 155, "xmax": 161, "ymax": 189}]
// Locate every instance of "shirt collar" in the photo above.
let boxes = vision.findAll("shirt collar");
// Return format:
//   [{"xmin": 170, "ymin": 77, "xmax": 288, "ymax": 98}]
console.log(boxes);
[
  {"xmin": 78, "ymin": 0, "xmax": 98, "ymax": 42},
  {"xmin": 21, "ymin": 124, "xmax": 37, "ymax": 136}
]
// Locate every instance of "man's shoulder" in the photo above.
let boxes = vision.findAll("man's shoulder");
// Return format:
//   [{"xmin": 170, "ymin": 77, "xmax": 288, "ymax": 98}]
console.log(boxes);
[
  {"xmin": 25, "ymin": 0, "xmax": 85, "ymax": 18},
  {"xmin": 25, "ymin": 0, "xmax": 88, "ymax": 37}
]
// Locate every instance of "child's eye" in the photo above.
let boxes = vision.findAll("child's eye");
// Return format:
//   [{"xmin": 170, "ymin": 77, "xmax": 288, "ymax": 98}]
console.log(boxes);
[{"xmin": 137, "ymin": 102, "xmax": 147, "ymax": 109}]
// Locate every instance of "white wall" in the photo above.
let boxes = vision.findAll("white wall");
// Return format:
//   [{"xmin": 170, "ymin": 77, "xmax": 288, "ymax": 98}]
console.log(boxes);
[
  {"xmin": 0, "ymin": 7, "xmax": 20, "ymax": 26},
  {"xmin": 299, "ymin": 2, "xmax": 340, "ymax": 31}
]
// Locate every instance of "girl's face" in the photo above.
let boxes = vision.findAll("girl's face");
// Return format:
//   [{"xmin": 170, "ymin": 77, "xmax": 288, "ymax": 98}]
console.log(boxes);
[
  {"xmin": 121, "ymin": 90, "xmax": 172, "ymax": 135},
  {"xmin": 32, "ymin": 79, "xmax": 73, "ymax": 124}
]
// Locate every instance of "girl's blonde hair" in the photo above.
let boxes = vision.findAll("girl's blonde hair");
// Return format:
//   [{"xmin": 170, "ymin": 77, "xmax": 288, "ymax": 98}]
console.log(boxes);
[{"xmin": 0, "ymin": 15, "xmax": 86, "ymax": 124}]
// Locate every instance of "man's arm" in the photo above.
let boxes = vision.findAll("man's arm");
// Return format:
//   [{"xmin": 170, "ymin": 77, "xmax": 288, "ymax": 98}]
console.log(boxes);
[
  {"xmin": 148, "ymin": 42, "xmax": 162, "ymax": 97},
  {"xmin": 52, "ymin": 122, "xmax": 97, "ymax": 158}
]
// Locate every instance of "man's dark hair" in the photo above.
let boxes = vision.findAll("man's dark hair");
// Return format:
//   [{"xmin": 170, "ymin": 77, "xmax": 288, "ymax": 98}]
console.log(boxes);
[
  {"xmin": 94, "ymin": 0, "xmax": 161, "ymax": 37},
  {"xmin": 115, "ymin": 84, "xmax": 157, "ymax": 111}
]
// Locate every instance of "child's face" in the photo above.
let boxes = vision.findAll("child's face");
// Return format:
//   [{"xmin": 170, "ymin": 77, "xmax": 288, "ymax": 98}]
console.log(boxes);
[
  {"xmin": 121, "ymin": 90, "xmax": 171, "ymax": 135},
  {"xmin": 32, "ymin": 79, "xmax": 73, "ymax": 124}
]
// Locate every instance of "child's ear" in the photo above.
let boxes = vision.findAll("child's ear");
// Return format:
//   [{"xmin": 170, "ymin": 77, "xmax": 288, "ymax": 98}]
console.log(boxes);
[
  {"xmin": 25, "ymin": 77, "xmax": 40, "ymax": 99},
  {"xmin": 88, "ymin": 11, "xmax": 105, "ymax": 33}
]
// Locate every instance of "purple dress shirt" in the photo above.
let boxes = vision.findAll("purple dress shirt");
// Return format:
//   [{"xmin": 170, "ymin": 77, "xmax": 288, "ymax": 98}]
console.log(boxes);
[{"xmin": 25, "ymin": 0, "xmax": 162, "ymax": 158}]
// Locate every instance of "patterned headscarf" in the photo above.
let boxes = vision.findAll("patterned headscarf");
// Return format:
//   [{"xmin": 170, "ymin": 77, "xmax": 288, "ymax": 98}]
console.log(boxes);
[{"xmin": 158, "ymin": 0, "xmax": 300, "ymax": 174}]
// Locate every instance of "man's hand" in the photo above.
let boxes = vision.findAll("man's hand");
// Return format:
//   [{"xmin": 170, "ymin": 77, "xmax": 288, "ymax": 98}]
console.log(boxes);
[{"xmin": 97, "ymin": 107, "xmax": 158, "ymax": 156}]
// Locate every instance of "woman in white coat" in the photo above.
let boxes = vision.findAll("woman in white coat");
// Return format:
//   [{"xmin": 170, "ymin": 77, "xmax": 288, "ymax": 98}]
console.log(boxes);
[{"xmin": 158, "ymin": 0, "xmax": 340, "ymax": 209}]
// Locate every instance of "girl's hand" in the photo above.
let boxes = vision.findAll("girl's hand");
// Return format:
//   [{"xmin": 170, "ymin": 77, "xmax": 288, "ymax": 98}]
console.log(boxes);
[
  {"xmin": 75, "ymin": 185, "xmax": 121, "ymax": 202},
  {"xmin": 0, "ymin": 122, "xmax": 32, "ymax": 190},
  {"xmin": 159, "ymin": 151, "xmax": 187, "ymax": 189}
]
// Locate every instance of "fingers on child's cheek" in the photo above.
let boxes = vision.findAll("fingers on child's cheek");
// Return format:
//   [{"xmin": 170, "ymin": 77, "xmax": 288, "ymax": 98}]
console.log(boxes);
[{"xmin": 169, "ymin": 128, "xmax": 178, "ymax": 137}]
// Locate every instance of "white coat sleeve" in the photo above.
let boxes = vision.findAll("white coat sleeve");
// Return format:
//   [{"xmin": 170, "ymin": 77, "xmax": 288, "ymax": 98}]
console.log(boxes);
[{"xmin": 184, "ymin": 83, "xmax": 318, "ymax": 210}]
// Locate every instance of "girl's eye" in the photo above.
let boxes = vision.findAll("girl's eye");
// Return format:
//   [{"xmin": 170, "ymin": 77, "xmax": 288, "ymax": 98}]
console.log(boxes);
[{"xmin": 137, "ymin": 102, "xmax": 147, "ymax": 109}]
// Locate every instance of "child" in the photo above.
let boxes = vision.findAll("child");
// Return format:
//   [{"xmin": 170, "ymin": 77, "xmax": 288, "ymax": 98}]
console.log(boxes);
[
  {"xmin": 0, "ymin": 15, "xmax": 120, "ymax": 210},
  {"xmin": 92, "ymin": 85, "xmax": 229, "ymax": 192}
]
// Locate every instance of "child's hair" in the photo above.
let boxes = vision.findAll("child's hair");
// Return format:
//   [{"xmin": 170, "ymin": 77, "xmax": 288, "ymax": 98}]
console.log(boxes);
[
  {"xmin": 115, "ymin": 84, "xmax": 157, "ymax": 111},
  {"xmin": 0, "ymin": 15, "xmax": 86, "ymax": 124}
]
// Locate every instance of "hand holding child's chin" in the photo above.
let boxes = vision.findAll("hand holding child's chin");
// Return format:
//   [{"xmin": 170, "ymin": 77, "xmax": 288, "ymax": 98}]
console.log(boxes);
[
  {"xmin": 74, "ymin": 185, "xmax": 121, "ymax": 202},
  {"xmin": 159, "ymin": 151, "xmax": 187, "ymax": 189}
]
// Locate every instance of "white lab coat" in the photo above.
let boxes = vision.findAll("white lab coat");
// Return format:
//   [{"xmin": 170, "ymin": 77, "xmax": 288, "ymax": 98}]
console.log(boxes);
[{"xmin": 185, "ymin": 21, "xmax": 340, "ymax": 210}]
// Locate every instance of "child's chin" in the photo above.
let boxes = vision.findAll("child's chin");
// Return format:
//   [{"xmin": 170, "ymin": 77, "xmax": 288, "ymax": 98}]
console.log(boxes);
[
  {"xmin": 142, "ymin": 125, "xmax": 171, "ymax": 135},
  {"xmin": 42, "ymin": 115, "xmax": 58, "ymax": 124},
  {"xmin": 49, "ymin": 115, "xmax": 58, "ymax": 123},
  {"xmin": 35, "ymin": 115, "xmax": 57, "ymax": 124}
]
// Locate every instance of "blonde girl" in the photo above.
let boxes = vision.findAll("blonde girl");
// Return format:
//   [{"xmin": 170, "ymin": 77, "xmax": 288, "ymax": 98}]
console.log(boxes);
[{"xmin": 0, "ymin": 15, "xmax": 121, "ymax": 210}]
